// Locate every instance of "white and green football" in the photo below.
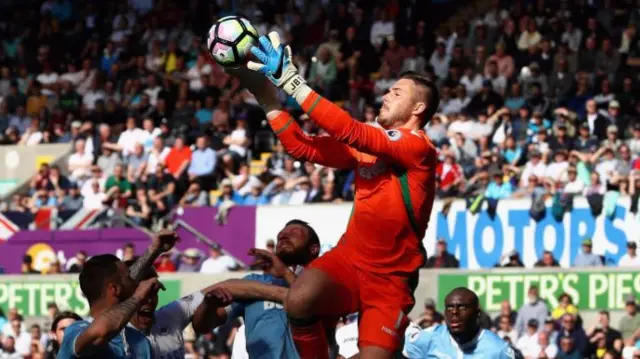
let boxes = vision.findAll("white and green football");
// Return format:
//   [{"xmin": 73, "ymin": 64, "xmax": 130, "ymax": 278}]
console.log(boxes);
[{"xmin": 206, "ymin": 16, "xmax": 259, "ymax": 68}]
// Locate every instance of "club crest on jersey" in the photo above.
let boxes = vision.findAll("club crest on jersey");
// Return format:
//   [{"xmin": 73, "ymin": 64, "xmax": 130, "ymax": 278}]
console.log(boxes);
[
  {"xmin": 409, "ymin": 331, "xmax": 420, "ymax": 342},
  {"xmin": 386, "ymin": 130, "xmax": 402, "ymax": 141}
]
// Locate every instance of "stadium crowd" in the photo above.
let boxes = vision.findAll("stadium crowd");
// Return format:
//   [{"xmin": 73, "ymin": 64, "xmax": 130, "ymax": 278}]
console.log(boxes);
[
  {"xmin": 0, "ymin": 0, "xmax": 640, "ymax": 358},
  {"xmin": 0, "ymin": 0, "xmax": 637, "ymax": 228}
]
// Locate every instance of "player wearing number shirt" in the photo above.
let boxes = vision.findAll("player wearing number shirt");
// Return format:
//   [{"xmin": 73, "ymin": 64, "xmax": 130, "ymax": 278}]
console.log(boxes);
[{"xmin": 211, "ymin": 219, "xmax": 321, "ymax": 359}]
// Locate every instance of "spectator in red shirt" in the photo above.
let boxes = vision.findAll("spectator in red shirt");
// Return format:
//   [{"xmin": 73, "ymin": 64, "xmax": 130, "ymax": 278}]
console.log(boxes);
[
  {"xmin": 437, "ymin": 151, "xmax": 465, "ymax": 197},
  {"xmin": 165, "ymin": 137, "xmax": 192, "ymax": 177},
  {"xmin": 154, "ymin": 252, "xmax": 177, "ymax": 273}
]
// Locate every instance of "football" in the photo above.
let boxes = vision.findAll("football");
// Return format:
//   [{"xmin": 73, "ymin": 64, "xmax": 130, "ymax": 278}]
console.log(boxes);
[{"xmin": 206, "ymin": 16, "xmax": 260, "ymax": 68}]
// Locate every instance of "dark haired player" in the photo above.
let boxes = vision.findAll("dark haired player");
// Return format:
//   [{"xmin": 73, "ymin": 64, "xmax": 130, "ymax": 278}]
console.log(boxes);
[
  {"xmin": 211, "ymin": 219, "xmax": 321, "ymax": 359},
  {"xmin": 403, "ymin": 288, "xmax": 523, "ymax": 359},
  {"xmin": 234, "ymin": 31, "xmax": 439, "ymax": 358},
  {"xmin": 57, "ymin": 230, "xmax": 179, "ymax": 358}
]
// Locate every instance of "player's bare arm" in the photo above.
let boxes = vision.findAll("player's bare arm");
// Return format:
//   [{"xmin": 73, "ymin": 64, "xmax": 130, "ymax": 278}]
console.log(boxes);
[
  {"xmin": 74, "ymin": 278, "xmax": 164, "ymax": 356},
  {"xmin": 192, "ymin": 287, "xmax": 233, "ymax": 334},
  {"xmin": 202, "ymin": 247, "xmax": 297, "ymax": 304},
  {"xmin": 129, "ymin": 230, "xmax": 179, "ymax": 282},
  {"xmin": 214, "ymin": 279, "xmax": 289, "ymax": 303}
]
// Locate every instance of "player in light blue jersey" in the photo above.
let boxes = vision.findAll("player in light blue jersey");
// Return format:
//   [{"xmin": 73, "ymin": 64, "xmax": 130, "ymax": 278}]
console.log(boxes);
[
  {"xmin": 58, "ymin": 230, "xmax": 179, "ymax": 359},
  {"xmin": 403, "ymin": 288, "xmax": 523, "ymax": 359},
  {"xmin": 211, "ymin": 219, "xmax": 321, "ymax": 359}
]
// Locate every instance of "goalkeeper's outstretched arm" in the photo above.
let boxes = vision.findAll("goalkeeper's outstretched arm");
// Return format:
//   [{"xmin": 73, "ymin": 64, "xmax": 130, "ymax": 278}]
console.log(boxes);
[
  {"xmin": 266, "ymin": 109, "xmax": 358, "ymax": 170},
  {"xmin": 226, "ymin": 62, "xmax": 357, "ymax": 170},
  {"xmin": 248, "ymin": 32, "xmax": 432, "ymax": 169}
]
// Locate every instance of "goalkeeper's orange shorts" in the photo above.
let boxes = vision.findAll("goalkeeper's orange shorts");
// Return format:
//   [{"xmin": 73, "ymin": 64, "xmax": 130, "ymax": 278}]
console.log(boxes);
[{"xmin": 308, "ymin": 247, "xmax": 418, "ymax": 352}]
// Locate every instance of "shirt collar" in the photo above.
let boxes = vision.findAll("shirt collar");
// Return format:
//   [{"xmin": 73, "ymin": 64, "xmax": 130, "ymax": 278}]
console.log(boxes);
[{"xmin": 448, "ymin": 328, "xmax": 485, "ymax": 351}]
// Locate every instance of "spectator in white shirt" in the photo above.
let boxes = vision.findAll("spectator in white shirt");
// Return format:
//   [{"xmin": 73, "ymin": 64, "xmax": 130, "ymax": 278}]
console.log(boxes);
[
  {"xmin": 1, "ymin": 309, "xmax": 24, "ymax": 338},
  {"xmin": 105, "ymin": 116, "xmax": 145, "ymax": 156},
  {"xmin": 369, "ymin": 11, "xmax": 394, "ymax": 49},
  {"xmin": 520, "ymin": 151, "xmax": 548, "ymax": 187},
  {"xmin": 199, "ymin": 247, "xmax": 237, "ymax": 274},
  {"xmin": 626, "ymin": 124, "xmax": 640, "ymax": 156},
  {"xmin": 18, "ymin": 118, "xmax": 43, "ymax": 146},
  {"xmin": 144, "ymin": 74, "xmax": 162, "ymax": 106},
  {"xmin": 545, "ymin": 150, "xmax": 569, "ymax": 182},
  {"xmin": 563, "ymin": 167, "xmax": 586, "ymax": 195},
  {"xmin": 81, "ymin": 166, "xmax": 106, "ymax": 198},
  {"xmin": 186, "ymin": 54, "xmax": 212, "ymax": 91},
  {"xmin": 619, "ymin": 242, "xmax": 640, "ymax": 267},
  {"xmin": 82, "ymin": 78, "xmax": 106, "ymax": 110},
  {"xmin": 6, "ymin": 316, "xmax": 31, "ymax": 356},
  {"xmin": 525, "ymin": 331, "xmax": 558, "ymax": 359},
  {"xmin": 516, "ymin": 319, "xmax": 541, "ymax": 356},
  {"xmin": 59, "ymin": 62, "xmax": 83, "ymax": 86},
  {"xmin": 561, "ymin": 21, "xmax": 583, "ymax": 53},
  {"xmin": 594, "ymin": 147, "xmax": 619, "ymax": 185},
  {"xmin": 485, "ymin": 60, "xmax": 507, "ymax": 96},
  {"xmin": 75, "ymin": 59, "xmax": 97, "ymax": 96},
  {"xmin": 460, "ymin": 66, "xmax": 484, "ymax": 96},
  {"xmin": 517, "ymin": 20, "xmax": 542, "ymax": 51},
  {"xmin": 497, "ymin": 314, "xmax": 519, "ymax": 344},
  {"xmin": 0, "ymin": 336, "xmax": 22, "ymax": 359},
  {"xmin": 146, "ymin": 137, "xmax": 170, "ymax": 176},
  {"xmin": 67, "ymin": 138, "xmax": 94, "ymax": 183},
  {"xmin": 441, "ymin": 85, "xmax": 471, "ymax": 115},
  {"xmin": 140, "ymin": 117, "xmax": 161, "ymax": 151},
  {"xmin": 400, "ymin": 45, "xmax": 426, "ymax": 73},
  {"xmin": 82, "ymin": 180, "xmax": 107, "ymax": 209},
  {"xmin": 230, "ymin": 162, "xmax": 262, "ymax": 197},
  {"xmin": 36, "ymin": 62, "xmax": 59, "ymax": 96},
  {"xmin": 429, "ymin": 41, "xmax": 451, "ymax": 80},
  {"xmin": 224, "ymin": 118, "xmax": 250, "ymax": 159}
]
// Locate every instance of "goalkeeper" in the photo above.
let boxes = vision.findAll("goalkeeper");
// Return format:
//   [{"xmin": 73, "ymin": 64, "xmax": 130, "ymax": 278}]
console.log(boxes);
[{"xmin": 235, "ymin": 32, "xmax": 440, "ymax": 359}]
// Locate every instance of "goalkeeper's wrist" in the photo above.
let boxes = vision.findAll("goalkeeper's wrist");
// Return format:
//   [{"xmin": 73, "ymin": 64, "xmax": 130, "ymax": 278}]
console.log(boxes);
[{"xmin": 282, "ymin": 74, "xmax": 312, "ymax": 105}]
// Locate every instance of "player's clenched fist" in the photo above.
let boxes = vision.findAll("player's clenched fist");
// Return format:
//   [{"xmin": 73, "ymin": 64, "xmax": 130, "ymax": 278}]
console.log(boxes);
[
  {"xmin": 152, "ymin": 229, "xmax": 179, "ymax": 253},
  {"xmin": 204, "ymin": 287, "xmax": 233, "ymax": 308},
  {"xmin": 248, "ymin": 248, "xmax": 289, "ymax": 278},
  {"xmin": 133, "ymin": 277, "xmax": 165, "ymax": 300}
]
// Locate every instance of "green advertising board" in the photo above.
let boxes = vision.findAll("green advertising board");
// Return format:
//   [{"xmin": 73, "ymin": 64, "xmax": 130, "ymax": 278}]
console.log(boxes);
[
  {"xmin": 0, "ymin": 279, "xmax": 182, "ymax": 317},
  {"xmin": 438, "ymin": 272, "xmax": 640, "ymax": 312}
]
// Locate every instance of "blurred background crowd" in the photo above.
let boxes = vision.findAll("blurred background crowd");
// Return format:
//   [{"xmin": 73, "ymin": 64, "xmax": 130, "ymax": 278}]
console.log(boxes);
[
  {"xmin": 0, "ymin": 0, "xmax": 638, "ymax": 229},
  {"xmin": 0, "ymin": 0, "xmax": 640, "ymax": 357},
  {"xmin": 0, "ymin": 0, "xmax": 638, "ymax": 224}
]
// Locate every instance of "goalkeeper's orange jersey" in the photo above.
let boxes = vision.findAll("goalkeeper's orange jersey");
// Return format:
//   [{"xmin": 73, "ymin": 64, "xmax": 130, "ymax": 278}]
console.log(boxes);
[{"xmin": 269, "ymin": 91, "xmax": 438, "ymax": 275}]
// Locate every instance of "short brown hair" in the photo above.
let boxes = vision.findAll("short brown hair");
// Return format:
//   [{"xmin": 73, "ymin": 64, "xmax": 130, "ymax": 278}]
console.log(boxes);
[{"xmin": 399, "ymin": 71, "xmax": 440, "ymax": 126}]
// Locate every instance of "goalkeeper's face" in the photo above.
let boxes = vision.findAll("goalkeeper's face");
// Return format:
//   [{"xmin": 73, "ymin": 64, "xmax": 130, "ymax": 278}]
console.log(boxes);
[
  {"xmin": 378, "ymin": 79, "xmax": 419, "ymax": 129},
  {"xmin": 275, "ymin": 223, "xmax": 313, "ymax": 266}
]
